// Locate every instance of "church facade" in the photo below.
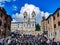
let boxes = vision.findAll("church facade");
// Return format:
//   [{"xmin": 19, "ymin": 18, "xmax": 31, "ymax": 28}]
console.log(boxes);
[{"xmin": 11, "ymin": 11, "xmax": 36, "ymax": 34}]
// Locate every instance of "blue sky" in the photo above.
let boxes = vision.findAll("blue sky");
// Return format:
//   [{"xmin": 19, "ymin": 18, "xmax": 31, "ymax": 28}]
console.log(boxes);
[{"xmin": 0, "ymin": 0, "xmax": 60, "ymax": 23}]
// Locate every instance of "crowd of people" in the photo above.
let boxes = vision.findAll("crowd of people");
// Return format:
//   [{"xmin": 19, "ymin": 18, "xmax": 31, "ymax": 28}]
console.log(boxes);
[{"xmin": 0, "ymin": 33, "xmax": 60, "ymax": 45}]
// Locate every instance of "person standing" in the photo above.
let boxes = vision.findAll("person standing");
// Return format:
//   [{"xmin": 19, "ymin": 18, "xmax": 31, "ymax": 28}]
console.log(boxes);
[{"xmin": 52, "ymin": 38, "xmax": 57, "ymax": 45}]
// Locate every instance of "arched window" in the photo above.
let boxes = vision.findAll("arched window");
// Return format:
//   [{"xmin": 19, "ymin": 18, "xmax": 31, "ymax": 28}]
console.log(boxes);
[
  {"xmin": 23, "ymin": 11, "xmax": 27, "ymax": 19},
  {"xmin": 0, "ymin": 20, "xmax": 2, "ymax": 26},
  {"xmin": 0, "ymin": 12, "xmax": 2, "ymax": 18},
  {"xmin": 57, "ymin": 12, "xmax": 59, "ymax": 17},
  {"xmin": 7, "ymin": 24, "xmax": 10, "ymax": 30},
  {"xmin": 32, "ymin": 23, "xmax": 34, "ymax": 27},
  {"xmin": 31, "ymin": 11, "xmax": 36, "ymax": 18},
  {"xmin": 4, "ymin": 23, "xmax": 7, "ymax": 28}
]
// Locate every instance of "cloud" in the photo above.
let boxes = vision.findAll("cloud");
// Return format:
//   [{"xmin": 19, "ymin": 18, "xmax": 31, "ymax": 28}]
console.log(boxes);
[
  {"xmin": 12, "ymin": 3, "xmax": 50, "ymax": 23},
  {"xmin": 0, "ymin": 0, "xmax": 17, "ymax": 9},
  {"xmin": 44, "ymin": 12, "xmax": 50, "ymax": 18},
  {"xmin": 13, "ymin": 5, "xmax": 17, "ymax": 11},
  {"xmin": 40, "ymin": 11, "xmax": 50, "ymax": 18},
  {"xmin": 12, "ymin": 3, "xmax": 41, "ymax": 22},
  {"xmin": 0, "ymin": 3, "xmax": 4, "ymax": 7},
  {"xmin": 0, "ymin": 0, "xmax": 14, "ymax": 7},
  {"xmin": 13, "ymin": 0, "xmax": 16, "ymax": 1},
  {"xmin": 0, "ymin": 0, "xmax": 16, "ymax": 2},
  {"xmin": 12, "ymin": 19, "xmax": 16, "ymax": 22},
  {"xmin": 12, "ymin": 13, "xmax": 23, "ymax": 22},
  {"xmin": 36, "ymin": 11, "xmax": 50, "ymax": 23},
  {"xmin": 20, "ymin": 3, "xmax": 40, "ymax": 17},
  {"xmin": 0, "ymin": 0, "xmax": 12, "ymax": 2}
]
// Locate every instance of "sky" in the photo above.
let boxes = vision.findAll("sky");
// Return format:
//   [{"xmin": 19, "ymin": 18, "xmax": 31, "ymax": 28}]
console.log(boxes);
[{"xmin": 0, "ymin": 0, "xmax": 60, "ymax": 24}]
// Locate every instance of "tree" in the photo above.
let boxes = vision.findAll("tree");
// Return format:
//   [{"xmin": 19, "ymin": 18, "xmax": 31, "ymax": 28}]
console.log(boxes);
[{"xmin": 35, "ymin": 24, "xmax": 40, "ymax": 31}]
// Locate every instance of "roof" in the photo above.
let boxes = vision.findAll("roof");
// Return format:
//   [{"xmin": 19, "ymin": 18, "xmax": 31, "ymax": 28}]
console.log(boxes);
[
  {"xmin": 0, "ymin": 7, "xmax": 6, "ymax": 14},
  {"xmin": 0, "ymin": 7, "xmax": 12, "ymax": 21},
  {"xmin": 7, "ymin": 15, "xmax": 12, "ymax": 21},
  {"xmin": 46, "ymin": 14, "xmax": 52, "ymax": 20},
  {"xmin": 41, "ymin": 19, "xmax": 46, "ymax": 22},
  {"xmin": 42, "ymin": 8, "xmax": 60, "ymax": 21},
  {"xmin": 46, "ymin": 8, "xmax": 60, "ymax": 20},
  {"xmin": 53, "ymin": 8, "xmax": 60, "ymax": 15}
]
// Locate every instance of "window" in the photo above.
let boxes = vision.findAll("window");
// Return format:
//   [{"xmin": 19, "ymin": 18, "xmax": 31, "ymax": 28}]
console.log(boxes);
[
  {"xmin": 18, "ymin": 24, "xmax": 19, "ymax": 28},
  {"xmin": 53, "ymin": 32, "xmax": 54, "ymax": 35},
  {"xmin": 23, "ymin": 11, "xmax": 27, "ymax": 19},
  {"xmin": 58, "ymin": 21, "xmax": 60, "ymax": 26},
  {"xmin": 55, "ymin": 32, "xmax": 57, "ymax": 35},
  {"xmin": 59, "ymin": 30, "xmax": 60, "ymax": 32},
  {"xmin": 0, "ymin": 30, "xmax": 1, "ymax": 33},
  {"xmin": 32, "ymin": 11, "xmax": 36, "ymax": 18},
  {"xmin": 32, "ymin": 15, "xmax": 34, "ymax": 17},
  {"xmin": 5, "ymin": 17, "xmax": 7, "ymax": 20},
  {"xmin": 50, "ymin": 17, "xmax": 52, "ymax": 20},
  {"xmin": 48, "ymin": 20, "xmax": 49, "ymax": 24},
  {"xmin": 0, "ymin": 20, "xmax": 2, "ymax": 26},
  {"xmin": 54, "ymin": 24, "xmax": 56, "ymax": 28},
  {"xmin": 32, "ymin": 24, "xmax": 34, "ymax": 27},
  {"xmin": 4, "ymin": 23, "xmax": 7, "ymax": 28},
  {"xmin": 57, "ymin": 12, "xmax": 59, "ymax": 17},
  {"xmin": 0, "ymin": 12, "xmax": 2, "ymax": 17},
  {"xmin": 24, "ymin": 16, "xmax": 26, "ymax": 18},
  {"xmin": 53, "ymin": 16, "xmax": 55, "ymax": 20},
  {"xmin": 51, "ymin": 33, "xmax": 52, "ymax": 36},
  {"xmin": 7, "ymin": 24, "xmax": 10, "ymax": 30},
  {"xmin": 27, "ymin": 24, "xmax": 28, "ymax": 27}
]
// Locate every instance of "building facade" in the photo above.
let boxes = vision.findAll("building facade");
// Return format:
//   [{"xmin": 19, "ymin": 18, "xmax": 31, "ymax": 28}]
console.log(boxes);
[
  {"xmin": 0, "ymin": 7, "xmax": 12, "ymax": 39},
  {"xmin": 46, "ymin": 15, "xmax": 54, "ymax": 39},
  {"xmin": 11, "ymin": 11, "xmax": 36, "ymax": 34},
  {"xmin": 41, "ymin": 16, "xmax": 47, "ymax": 32},
  {"xmin": 11, "ymin": 22, "xmax": 23, "ymax": 32},
  {"xmin": 53, "ymin": 8, "xmax": 60, "ymax": 41},
  {"xmin": 41, "ymin": 8, "xmax": 60, "ymax": 41}
]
